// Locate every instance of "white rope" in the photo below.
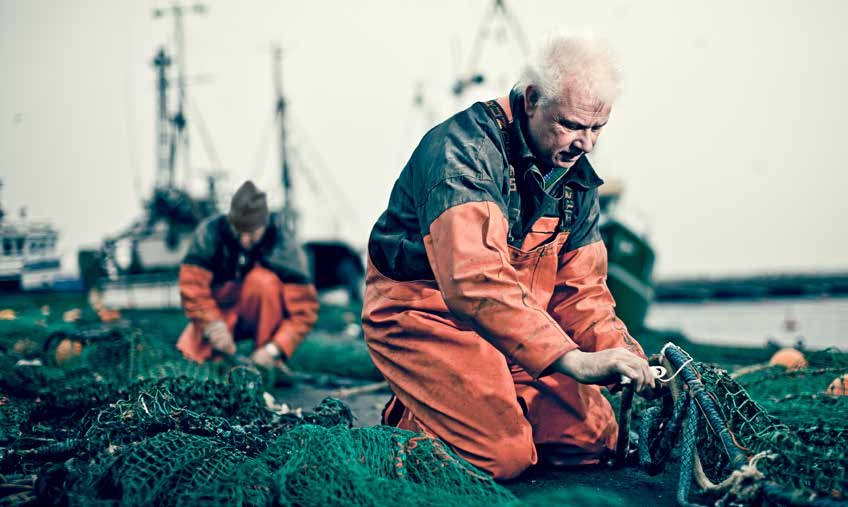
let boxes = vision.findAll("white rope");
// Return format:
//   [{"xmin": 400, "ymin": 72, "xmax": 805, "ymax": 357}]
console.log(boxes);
[
  {"xmin": 621, "ymin": 366, "xmax": 667, "ymax": 385},
  {"xmin": 620, "ymin": 342, "xmax": 691, "ymax": 385},
  {"xmin": 657, "ymin": 358, "xmax": 693, "ymax": 383},
  {"xmin": 655, "ymin": 341, "xmax": 694, "ymax": 383}
]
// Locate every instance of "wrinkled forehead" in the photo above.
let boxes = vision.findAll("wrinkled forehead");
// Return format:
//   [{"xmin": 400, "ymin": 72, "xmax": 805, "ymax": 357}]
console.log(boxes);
[{"xmin": 554, "ymin": 80, "xmax": 613, "ymax": 117}]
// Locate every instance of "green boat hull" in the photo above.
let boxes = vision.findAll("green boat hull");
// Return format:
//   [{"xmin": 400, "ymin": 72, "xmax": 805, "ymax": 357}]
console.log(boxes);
[{"xmin": 599, "ymin": 218, "xmax": 655, "ymax": 331}]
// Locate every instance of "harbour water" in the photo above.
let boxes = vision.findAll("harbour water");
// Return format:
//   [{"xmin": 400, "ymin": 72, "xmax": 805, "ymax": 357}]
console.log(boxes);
[{"xmin": 646, "ymin": 296, "xmax": 848, "ymax": 350}]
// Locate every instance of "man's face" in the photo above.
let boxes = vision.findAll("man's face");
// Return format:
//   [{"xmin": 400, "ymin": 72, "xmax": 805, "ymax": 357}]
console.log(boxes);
[
  {"xmin": 523, "ymin": 82, "xmax": 612, "ymax": 170},
  {"xmin": 232, "ymin": 224, "xmax": 266, "ymax": 250}
]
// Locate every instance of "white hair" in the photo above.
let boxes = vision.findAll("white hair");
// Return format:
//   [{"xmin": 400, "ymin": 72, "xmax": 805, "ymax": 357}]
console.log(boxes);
[{"xmin": 518, "ymin": 34, "xmax": 621, "ymax": 106}]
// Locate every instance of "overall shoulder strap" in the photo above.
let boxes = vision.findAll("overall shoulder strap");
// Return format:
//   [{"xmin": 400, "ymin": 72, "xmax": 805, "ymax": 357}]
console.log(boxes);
[
  {"xmin": 482, "ymin": 97, "xmax": 521, "ymax": 244},
  {"xmin": 482, "ymin": 96, "xmax": 513, "ymax": 158},
  {"xmin": 483, "ymin": 96, "xmax": 513, "ymax": 126},
  {"xmin": 483, "ymin": 96, "xmax": 575, "ymax": 236}
]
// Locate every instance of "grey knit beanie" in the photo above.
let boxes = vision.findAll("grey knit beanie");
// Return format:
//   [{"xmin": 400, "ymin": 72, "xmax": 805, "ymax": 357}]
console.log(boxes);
[{"xmin": 228, "ymin": 180, "xmax": 269, "ymax": 232}]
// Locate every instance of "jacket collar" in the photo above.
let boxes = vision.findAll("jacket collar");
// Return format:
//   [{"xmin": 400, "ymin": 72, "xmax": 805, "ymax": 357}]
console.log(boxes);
[{"xmin": 508, "ymin": 87, "xmax": 604, "ymax": 192}]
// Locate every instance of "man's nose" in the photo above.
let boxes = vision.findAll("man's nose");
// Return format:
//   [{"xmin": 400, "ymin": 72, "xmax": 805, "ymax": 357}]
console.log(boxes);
[{"xmin": 574, "ymin": 130, "xmax": 595, "ymax": 153}]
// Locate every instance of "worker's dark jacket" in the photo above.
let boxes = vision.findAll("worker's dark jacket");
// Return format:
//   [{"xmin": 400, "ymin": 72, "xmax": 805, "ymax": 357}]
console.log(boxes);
[
  {"xmin": 364, "ymin": 89, "xmax": 644, "ymax": 378},
  {"xmin": 179, "ymin": 212, "xmax": 316, "ymax": 330}
]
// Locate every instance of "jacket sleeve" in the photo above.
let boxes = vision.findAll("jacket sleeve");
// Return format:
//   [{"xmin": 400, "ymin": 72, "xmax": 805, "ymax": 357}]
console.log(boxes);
[
  {"xmin": 548, "ymin": 194, "xmax": 645, "ymax": 359},
  {"xmin": 261, "ymin": 215, "xmax": 320, "ymax": 357},
  {"xmin": 423, "ymin": 197, "xmax": 578, "ymax": 378},
  {"xmin": 271, "ymin": 283, "xmax": 319, "ymax": 358},
  {"xmin": 180, "ymin": 217, "xmax": 223, "ymax": 327},
  {"xmin": 179, "ymin": 264, "xmax": 222, "ymax": 327}
]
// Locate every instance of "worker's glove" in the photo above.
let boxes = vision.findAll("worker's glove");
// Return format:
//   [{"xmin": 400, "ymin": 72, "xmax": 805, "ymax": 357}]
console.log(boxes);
[
  {"xmin": 250, "ymin": 342, "xmax": 281, "ymax": 369},
  {"xmin": 204, "ymin": 320, "xmax": 236, "ymax": 355},
  {"xmin": 553, "ymin": 348, "xmax": 656, "ymax": 393}
]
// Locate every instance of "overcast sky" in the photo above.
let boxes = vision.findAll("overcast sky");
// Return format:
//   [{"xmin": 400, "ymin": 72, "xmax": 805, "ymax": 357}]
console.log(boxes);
[{"xmin": 2, "ymin": 0, "xmax": 847, "ymax": 278}]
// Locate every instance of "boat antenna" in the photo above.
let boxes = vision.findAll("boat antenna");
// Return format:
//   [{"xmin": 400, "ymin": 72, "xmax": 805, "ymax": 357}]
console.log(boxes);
[{"xmin": 152, "ymin": 2, "xmax": 207, "ymax": 189}]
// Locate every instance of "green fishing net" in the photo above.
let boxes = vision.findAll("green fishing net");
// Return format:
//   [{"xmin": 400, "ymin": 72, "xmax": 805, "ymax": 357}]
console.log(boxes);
[
  {"xmin": 4, "ymin": 316, "xmax": 848, "ymax": 507},
  {"xmin": 697, "ymin": 348, "xmax": 848, "ymax": 500},
  {"xmin": 636, "ymin": 345, "xmax": 848, "ymax": 505},
  {"xmin": 0, "ymin": 323, "xmax": 520, "ymax": 506}
]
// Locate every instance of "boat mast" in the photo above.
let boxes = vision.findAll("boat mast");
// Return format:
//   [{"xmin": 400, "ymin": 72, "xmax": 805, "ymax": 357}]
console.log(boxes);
[
  {"xmin": 273, "ymin": 45, "xmax": 297, "ymax": 234},
  {"xmin": 452, "ymin": 0, "xmax": 529, "ymax": 102},
  {"xmin": 152, "ymin": 48, "xmax": 172, "ymax": 189},
  {"xmin": 152, "ymin": 3, "xmax": 206, "ymax": 190}
]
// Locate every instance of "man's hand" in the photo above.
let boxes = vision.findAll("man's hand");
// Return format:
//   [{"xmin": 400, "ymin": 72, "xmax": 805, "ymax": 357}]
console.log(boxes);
[
  {"xmin": 250, "ymin": 343, "xmax": 280, "ymax": 369},
  {"xmin": 552, "ymin": 348, "xmax": 656, "ymax": 392},
  {"xmin": 204, "ymin": 320, "xmax": 236, "ymax": 355}
]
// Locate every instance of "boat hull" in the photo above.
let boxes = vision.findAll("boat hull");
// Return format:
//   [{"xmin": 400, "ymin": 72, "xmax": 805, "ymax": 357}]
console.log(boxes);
[{"xmin": 600, "ymin": 218, "xmax": 655, "ymax": 331}]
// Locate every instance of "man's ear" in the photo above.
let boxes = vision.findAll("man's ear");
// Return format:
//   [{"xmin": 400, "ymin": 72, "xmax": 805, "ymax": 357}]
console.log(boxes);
[{"xmin": 524, "ymin": 85, "xmax": 541, "ymax": 116}]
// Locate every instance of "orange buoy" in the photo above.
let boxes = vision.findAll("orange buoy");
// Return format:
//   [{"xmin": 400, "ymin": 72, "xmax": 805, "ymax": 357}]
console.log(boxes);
[
  {"xmin": 55, "ymin": 339, "xmax": 83, "ymax": 366},
  {"xmin": 97, "ymin": 308, "xmax": 121, "ymax": 323},
  {"xmin": 13, "ymin": 339, "xmax": 38, "ymax": 355},
  {"xmin": 768, "ymin": 348, "xmax": 808, "ymax": 371},
  {"xmin": 63, "ymin": 308, "xmax": 82, "ymax": 323},
  {"xmin": 826, "ymin": 374, "xmax": 848, "ymax": 396}
]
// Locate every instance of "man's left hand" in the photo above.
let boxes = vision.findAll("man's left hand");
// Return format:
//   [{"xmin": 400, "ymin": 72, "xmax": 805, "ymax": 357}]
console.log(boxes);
[{"xmin": 251, "ymin": 343, "xmax": 280, "ymax": 368}]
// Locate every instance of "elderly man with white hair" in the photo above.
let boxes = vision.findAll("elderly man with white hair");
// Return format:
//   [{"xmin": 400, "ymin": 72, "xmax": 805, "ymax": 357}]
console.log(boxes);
[{"xmin": 362, "ymin": 34, "xmax": 654, "ymax": 480}]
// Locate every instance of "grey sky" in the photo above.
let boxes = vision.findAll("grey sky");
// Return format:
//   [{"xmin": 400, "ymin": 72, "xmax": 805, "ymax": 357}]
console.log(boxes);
[{"xmin": 1, "ymin": 0, "xmax": 846, "ymax": 278}]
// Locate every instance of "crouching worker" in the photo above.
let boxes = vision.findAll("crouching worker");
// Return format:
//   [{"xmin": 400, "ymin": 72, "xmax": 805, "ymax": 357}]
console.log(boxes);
[
  {"xmin": 362, "ymin": 34, "xmax": 655, "ymax": 480},
  {"xmin": 177, "ymin": 180, "xmax": 318, "ymax": 368}
]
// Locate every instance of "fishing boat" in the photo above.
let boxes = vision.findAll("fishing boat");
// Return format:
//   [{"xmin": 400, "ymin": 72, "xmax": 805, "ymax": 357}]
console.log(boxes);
[
  {"xmin": 80, "ymin": 6, "xmax": 363, "ymax": 309},
  {"xmin": 598, "ymin": 180, "xmax": 655, "ymax": 330},
  {"xmin": 0, "ymin": 192, "xmax": 62, "ymax": 292},
  {"xmin": 78, "ymin": 5, "xmax": 221, "ymax": 309}
]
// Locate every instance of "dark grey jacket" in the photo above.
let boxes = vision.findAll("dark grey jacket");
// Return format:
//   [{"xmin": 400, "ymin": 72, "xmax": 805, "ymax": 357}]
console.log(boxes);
[
  {"xmin": 183, "ymin": 212, "xmax": 311, "ymax": 288},
  {"xmin": 368, "ymin": 89, "xmax": 605, "ymax": 281}
]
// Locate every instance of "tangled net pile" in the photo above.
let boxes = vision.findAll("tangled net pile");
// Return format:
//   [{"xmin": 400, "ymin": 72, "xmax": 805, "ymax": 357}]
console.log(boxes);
[
  {"xmin": 635, "ymin": 344, "xmax": 848, "ymax": 506},
  {"xmin": 0, "ymin": 322, "xmax": 518, "ymax": 506},
  {"xmin": 3, "ymin": 313, "xmax": 848, "ymax": 507}
]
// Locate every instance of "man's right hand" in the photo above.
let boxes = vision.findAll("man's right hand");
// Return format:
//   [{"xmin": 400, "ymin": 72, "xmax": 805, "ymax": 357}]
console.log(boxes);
[
  {"xmin": 552, "ymin": 348, "xmax": 655, "ymax": 392},
  {"xmin": 204, "ymin": 320, "xmax": 236, "ymax": 355}
]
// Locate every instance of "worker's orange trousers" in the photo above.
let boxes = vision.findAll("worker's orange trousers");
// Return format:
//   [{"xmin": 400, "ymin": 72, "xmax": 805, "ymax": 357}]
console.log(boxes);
[
  {"xmin": 362, "ymin": 231, "xmax": 618, "ymax": 480},
  {"xmin": 177, "ymin": 266, "xmax": 301, "ymax": 362}
]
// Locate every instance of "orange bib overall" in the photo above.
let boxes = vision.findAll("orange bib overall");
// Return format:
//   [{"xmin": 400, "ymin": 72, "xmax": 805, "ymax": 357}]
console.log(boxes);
[{"xmin": 363, "ymin": 99, "xmax": 623, "ymax": 481}]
